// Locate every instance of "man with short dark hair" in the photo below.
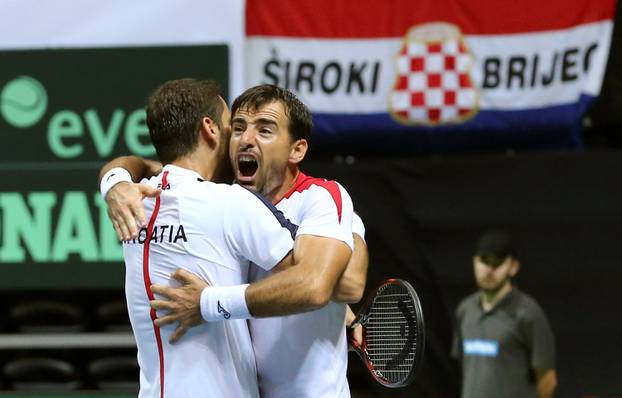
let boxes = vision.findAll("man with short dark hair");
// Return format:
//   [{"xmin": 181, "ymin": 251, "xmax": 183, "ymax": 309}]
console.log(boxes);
[
  {"xmin": 227, "ymin": 84, "xmax": 364, "ymax": 397},
  {"xmin": 100, "ymin": 84, "xmax": 367, "ymax": 398},
  {"xmin": 452, "ymin": 230, "xmax": 558, "ymax": 398},
  {"xmin": 122, "ymin": 78, "xmax": 303, "ymax": 398},
  {"xmin": 147, "ymin": 79, "xmax": 225, "ymax": 164}
]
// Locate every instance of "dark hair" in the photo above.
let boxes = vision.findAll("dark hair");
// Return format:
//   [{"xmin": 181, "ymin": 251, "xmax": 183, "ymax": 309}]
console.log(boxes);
[
  {"xmin": 475, "ymin": 230, "xmax": 516, "ymax": 266},
  {"xmin": 146, "ymin": 78, "xmax": 224, "ymax": 164},
  {"xmin": 231, "ymin": 84, "xmax": 313, "ymax": 142}
]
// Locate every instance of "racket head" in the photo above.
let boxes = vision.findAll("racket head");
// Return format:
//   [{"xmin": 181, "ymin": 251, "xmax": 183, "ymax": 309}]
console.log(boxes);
[{"xmin": 349, "ymin": 278, "xmax": 425, "ymax": 388}]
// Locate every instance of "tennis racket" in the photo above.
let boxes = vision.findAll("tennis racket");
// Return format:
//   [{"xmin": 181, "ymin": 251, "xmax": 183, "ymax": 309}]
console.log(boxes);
[{"xmin": 348, "ymin": 279, "xmax": 425, "ymax": 388}]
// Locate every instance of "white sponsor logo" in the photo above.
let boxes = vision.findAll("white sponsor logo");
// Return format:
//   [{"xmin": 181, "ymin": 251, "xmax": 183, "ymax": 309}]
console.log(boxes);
[{"xmin": 463, "ymin": 339, "xmax": 499, "ymax": 357}]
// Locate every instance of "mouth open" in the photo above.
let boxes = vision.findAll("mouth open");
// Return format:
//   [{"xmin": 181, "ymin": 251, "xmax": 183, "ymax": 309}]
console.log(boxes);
[{"xmin": 236, "ymin": 154, "xmax": 259, "ymax": 184}]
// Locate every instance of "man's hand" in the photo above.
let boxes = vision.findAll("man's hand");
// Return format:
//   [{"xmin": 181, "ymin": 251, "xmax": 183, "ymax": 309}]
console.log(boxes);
[
  {"xmin": 106, "ymin": 181, "xmax": 161, "ymax": 240},
  {"xmin": 536, "ymin": 368, "xmax": 557, "ymax": 398},
  {"xmin": 346, "ymin": 305, "xmax": 363, "ymax": 349},
  {"xmin": 150, "ymin": 269, "xmax": 211, "ymax": 343}
]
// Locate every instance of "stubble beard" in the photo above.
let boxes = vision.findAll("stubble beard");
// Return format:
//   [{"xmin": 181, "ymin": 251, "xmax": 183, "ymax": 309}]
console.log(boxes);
[{"xmin": 478, "ymin": 275, "xmax": 510, "ymax": 295}]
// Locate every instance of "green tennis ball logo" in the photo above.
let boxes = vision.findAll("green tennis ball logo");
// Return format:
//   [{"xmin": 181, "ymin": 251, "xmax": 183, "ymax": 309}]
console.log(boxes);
[{"xmin": 1, "ymin": 76, "xmax": 48, "ymax": 128}]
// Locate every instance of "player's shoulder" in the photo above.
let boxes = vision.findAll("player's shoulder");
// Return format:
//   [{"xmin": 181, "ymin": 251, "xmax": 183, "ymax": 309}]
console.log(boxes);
[
  {"xmin": 305, "ymin": 172, "xmax": 351, "ymax": 192},
  {"xmin": 213, "ymin": 183, "xmax": 278, "ymax": 213},
  {"xmin": 141, "ymin": 174, "xmax": 161, "ymax": 188},
  {"xmin": 175, "ymin": 179, "xmax": 238, "ymax": 194},
  {"xmin": 455, "ymin": 293, "xmax": 481, "ymax": 323},
  {"xmin": 170, "ymin": 180, "xmax": 254, "ymax": 210},
  {"xmin": 283, "ymin": 173, "xmax": 351, "ymax": 205},
  {"xmin": 456, "ymin": 292, "xmax": 480, "ymax": 315},
  {"xmin": 513, "ymin": 289, "xmax": 548, "ymax": 319}
]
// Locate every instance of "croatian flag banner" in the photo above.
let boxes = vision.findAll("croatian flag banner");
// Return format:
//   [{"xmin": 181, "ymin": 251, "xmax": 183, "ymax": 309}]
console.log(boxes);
[{"xmin": 245, "ymin": 0, "xmax": 615, "ymax": 147}]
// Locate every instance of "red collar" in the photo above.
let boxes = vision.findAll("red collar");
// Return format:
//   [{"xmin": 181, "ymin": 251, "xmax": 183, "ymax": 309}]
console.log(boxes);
[{"xmin": 275, "ymin": 171, "xmax": 309, "ymax": 204}]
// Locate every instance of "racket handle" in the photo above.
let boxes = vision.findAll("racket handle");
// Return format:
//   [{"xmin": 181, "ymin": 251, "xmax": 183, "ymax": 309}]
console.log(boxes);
[{"xmin": 348, "ymin": 323, "xmax": 364, "ymax": 349}]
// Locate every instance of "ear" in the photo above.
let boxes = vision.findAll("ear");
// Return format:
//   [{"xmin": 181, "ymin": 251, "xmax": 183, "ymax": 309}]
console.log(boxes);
[
  {"xmin": 289, "ymin": 139, "xmax": 308, "ymax": 165},
  {"xmin": 199, "ymin": 116, "xmax": 218, "ymax": 148},
  {"xmin": 509, "ymin": 258, "xmax": 520, "ymax": 277}
]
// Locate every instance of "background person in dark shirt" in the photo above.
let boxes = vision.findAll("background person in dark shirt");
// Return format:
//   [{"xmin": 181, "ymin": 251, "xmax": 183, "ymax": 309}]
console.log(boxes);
[{"xmin": 452, "ymin": 230, "xmax": 557, "ymax": 398}]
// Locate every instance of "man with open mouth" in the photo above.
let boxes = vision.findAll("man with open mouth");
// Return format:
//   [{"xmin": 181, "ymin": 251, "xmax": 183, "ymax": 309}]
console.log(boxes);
[{"xmin": 99, "ymin": 84, "xmax": 368, "ymax": 398}]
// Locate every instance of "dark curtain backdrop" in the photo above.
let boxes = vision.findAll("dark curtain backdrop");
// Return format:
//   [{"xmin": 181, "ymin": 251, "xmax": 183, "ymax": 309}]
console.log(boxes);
[{"xmin": 304, "ymin": 149, "xmax": 622, "ymax": 397}]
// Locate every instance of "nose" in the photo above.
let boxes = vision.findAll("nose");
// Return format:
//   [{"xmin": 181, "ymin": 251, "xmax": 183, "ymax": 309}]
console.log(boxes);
[
  {"xmin": 478, "ymin": 263, "xmax": 494, "ymax": 276},
  {"xmin": 238, "ymin": 127, "xmax": 257, "ymax": 149}
]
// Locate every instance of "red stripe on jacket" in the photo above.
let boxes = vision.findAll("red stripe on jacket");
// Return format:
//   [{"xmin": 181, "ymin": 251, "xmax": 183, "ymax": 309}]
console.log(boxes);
[
  {"xmin": 277, "ymin": 172, "xmax": 343, "ymax": 222},
  {"xmin": 142, "ymin": 171, "xmax": 168, "ymax": 398}
]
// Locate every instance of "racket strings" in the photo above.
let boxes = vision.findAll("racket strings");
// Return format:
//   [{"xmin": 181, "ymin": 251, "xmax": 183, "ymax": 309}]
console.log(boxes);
[{"xmin": 364, "ymin": 284, "xmax": 420, "ymax": 383}]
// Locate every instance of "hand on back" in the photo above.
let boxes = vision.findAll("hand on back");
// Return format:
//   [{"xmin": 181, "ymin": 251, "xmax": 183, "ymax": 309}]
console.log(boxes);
[{"xmin": 106, "ymin": 182, "xmax": 161, "ymax": 240}]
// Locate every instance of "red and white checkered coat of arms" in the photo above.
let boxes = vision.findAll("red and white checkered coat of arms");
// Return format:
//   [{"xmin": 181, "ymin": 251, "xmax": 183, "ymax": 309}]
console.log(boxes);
[{"xmin": 389, "ymin": 23, "xmax": 479, "ymax": 125}]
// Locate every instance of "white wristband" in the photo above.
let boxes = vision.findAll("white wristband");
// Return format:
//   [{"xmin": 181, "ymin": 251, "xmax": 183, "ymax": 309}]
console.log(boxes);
[
  {"xmin": 200, "ymin": 284, "xmax": 251, "ymax": 322},
  {"xmin": 352, "ymin": 212, "xmax": 366, "ymax": 241},
  {"xmin": 100, "ymin": 168, "xmax": 133, "ymax": 199}
]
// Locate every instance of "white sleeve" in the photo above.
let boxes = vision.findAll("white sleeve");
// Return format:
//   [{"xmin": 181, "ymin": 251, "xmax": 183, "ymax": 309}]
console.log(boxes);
[
  {"xmin": 352, "ymin": 212, "xmax": 365, "ymax": 241},
  {"xmin": 224, "ymin": 186, "xmax": 295, "ymax": 271},
  {"xmin": 296, "ymin": 182, "xmax": 354, "ymax": 250}
]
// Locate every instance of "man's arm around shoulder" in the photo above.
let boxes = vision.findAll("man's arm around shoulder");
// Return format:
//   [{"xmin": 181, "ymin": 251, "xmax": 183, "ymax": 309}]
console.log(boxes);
[
  {"xmin": 98, "ymin": 155, "xmax": 161, "ymax": 184},
  {"xmin": 151, "ymin": 235, "xmax": 351, "ymax": 343},
  {"xmin": 98, "ymin": 156, "xmax": 162, "ymax": 240},
  {"xmin": 332, "ymin": 233, "xmax": 367, "ymax": 303},
  {"xmin": 246, "ymin": 234, "xmax": 352, "ymax": 316}
]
